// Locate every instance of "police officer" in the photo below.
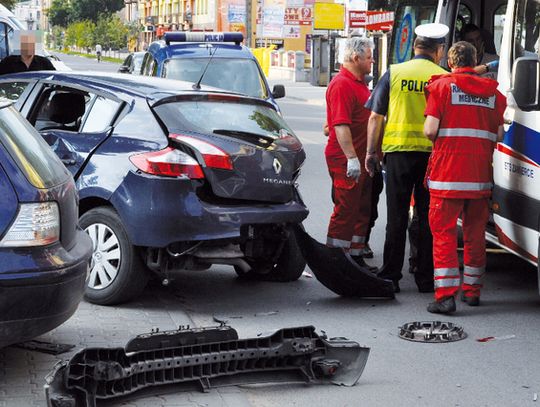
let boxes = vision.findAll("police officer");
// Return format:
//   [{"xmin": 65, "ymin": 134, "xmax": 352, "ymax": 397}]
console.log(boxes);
[
  {"xmin": 423, "ymin": 41, "xmax": 506, "ymax": 313},
  {"xmin": 364, "ymin": 23, "xmax": 449, "ymax": 293}
]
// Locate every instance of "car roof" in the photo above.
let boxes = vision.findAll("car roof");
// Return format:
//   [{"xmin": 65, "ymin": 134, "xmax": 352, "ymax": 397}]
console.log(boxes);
[
  {"xmin": 0, "ymin": 71, "xmax": 253, "ymax": 103},
  {"xmin": 148, "ymin": 40, "xmax": 255, "ymax": 61}
]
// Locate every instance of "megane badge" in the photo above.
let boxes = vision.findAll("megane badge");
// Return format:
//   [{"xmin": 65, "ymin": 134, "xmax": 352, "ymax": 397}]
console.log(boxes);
[{"xmin": 273, "ymin": 158, "xmax": 282, "ymax": 175}]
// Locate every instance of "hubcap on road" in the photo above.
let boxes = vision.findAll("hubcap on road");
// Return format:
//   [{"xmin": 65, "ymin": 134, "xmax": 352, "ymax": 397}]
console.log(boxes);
[{"xmin": 85, "ymin": 223, "xmax": 121, "ymax": 290}]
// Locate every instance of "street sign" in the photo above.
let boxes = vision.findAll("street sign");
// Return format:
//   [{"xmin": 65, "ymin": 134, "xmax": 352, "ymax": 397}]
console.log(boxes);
[
  {"xmin": 313, "ymin": 3, "xmax": 345, "ymax": 30},
  {"xmin": 348, "ymin": 10, "xmax": 394, "ymax": 31}
]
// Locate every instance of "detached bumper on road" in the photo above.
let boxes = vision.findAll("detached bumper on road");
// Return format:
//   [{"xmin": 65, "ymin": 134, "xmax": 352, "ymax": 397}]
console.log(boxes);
[
  {"xmin": 45, "ymin": 325, "xmax": 370, "ymax": 407},
  {"xmin": 0, "ymin": 230, "xmax": 92, "ymax": 348}
]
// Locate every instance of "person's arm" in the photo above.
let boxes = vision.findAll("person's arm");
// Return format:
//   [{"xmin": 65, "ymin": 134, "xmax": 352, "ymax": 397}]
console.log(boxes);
[
  {"xmin": 497, "ymin": 125, "xmax": 504, "ymax": 142},
  {"xmin": 365, "ymin": 112, "xmax": 384, "ymax": 177},
  {"xmin": 44, "ymin": 57, "xmax": 56, "ymax": 71},
  {"xmin": 424, "ymin": 115, "xmax": 440, "ymax": 141},
  {"xmin": 473, "ymin": 60, "xmax": 498, "ymax": 75},
  {"xmin": 364, "ymin": 70, "xmax": 389, "ymax": 177},
  {"xmin": 335, "ymin": 124, "xmax": 361, "ymax": 181},
  {"xmin": 334, "ymin": 124, "xmax": 356, "ymax": 159}
]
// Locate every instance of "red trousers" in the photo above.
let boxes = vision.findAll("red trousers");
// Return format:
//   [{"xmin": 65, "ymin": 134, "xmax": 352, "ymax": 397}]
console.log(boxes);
[
  {"xmin": 429, "ymin": 196, "xmax": 490, "ymax": 301},
  {"xmin": 326, "ymin": 156, "xmax": 372, "ymax": 256}
]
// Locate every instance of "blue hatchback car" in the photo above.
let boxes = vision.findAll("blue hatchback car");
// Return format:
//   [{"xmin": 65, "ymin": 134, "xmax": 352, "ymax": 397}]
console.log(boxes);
[
  {"xmin": 140, "ymin": 32, "xmax": 285, "ymax": 109},
  {"xmin": 0, "ymin": 72, "xmax": 308, "ymax": 306},
  {"xmin": 0, "ymin": 100, "xmax": 92, "ymax": 348}
]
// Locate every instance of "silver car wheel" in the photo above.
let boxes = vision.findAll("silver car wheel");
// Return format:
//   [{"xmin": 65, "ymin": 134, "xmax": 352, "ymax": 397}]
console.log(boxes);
[{"xmin": 85, "ymin": 223, "xmax": 121, "ymax": 290}]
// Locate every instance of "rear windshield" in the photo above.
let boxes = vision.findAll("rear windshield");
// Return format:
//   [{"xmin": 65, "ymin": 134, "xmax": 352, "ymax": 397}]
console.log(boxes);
[
  {"xmin": 163, "ymin": 58, "xmax": 267, "ymax": 99},
  {"xmin": 0, "ymin": 105, "xmax": 69, "ymax": 188},
  {"xmin": 155, "ymin": 99, "xmax": 295, "ymax": 140}
]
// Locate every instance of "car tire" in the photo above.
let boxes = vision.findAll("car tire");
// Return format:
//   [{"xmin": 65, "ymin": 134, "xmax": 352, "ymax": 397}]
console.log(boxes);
[
  {"xmin": 80, "ymin": 207, "xmax": 148, "ymax": 305},
  {"xmin": 236, "ymin": 228, "xmax": 306, "ymax": 282}
]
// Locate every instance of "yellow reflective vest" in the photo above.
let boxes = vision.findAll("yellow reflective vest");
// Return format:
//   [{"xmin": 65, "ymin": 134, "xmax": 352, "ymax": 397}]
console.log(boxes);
[{"xmin": 383, "ymin": 58, "xmax": 447, "ymax": 153}]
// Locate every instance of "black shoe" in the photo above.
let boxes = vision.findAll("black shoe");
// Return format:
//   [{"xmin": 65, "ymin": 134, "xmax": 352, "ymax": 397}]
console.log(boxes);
[
  {"xmin": 461, "ymin": 293, "xmax": 480, "ymax": 306},
  {"xmin": 417, "ymin": 284, "xmax": 434, "ymax": 293},
  {"xmin": 381, "ymin": 279, "xmax": 400, "ymax": 293},
  {"xmin": 360, "ymin": 244, "xmax": 374, "ymax": 259},
  {"xmin": 350, "ymin": 255, "xmax": 379, "ymax": 273},
  {"xmin": 392, "ymin": 280, "xmax": 400, "ymax": 293},
  {"xmin": 427, "ymin": 296, "xmax": 456, "ymax": 314}
]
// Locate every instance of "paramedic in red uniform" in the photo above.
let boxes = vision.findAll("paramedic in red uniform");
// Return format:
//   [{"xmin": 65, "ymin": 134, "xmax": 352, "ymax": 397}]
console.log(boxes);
[
  {"xmin": 423, "ymin": 41, "xmax": 506, "ymax": 314},
  {"xmin": 325, "ymin": 37, "xmax": 376, "ymax": 269}
]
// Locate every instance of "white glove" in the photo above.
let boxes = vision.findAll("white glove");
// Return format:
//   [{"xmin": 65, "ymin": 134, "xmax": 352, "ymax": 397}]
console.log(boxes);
[{"xmin": 346, "ymin": 157, "xmax": 361, "ymax": 181}]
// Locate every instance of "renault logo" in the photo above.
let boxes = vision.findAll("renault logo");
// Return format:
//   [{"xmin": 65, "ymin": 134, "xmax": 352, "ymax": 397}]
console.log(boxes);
[{"xmin": 273, "ymin": 158, "xmax": 282, "ymax": 175}]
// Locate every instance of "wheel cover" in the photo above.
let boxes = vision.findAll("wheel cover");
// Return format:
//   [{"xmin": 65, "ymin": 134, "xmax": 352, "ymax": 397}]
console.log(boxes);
[{"xmin": 85, "ymin": 223, "xmax": 121, "ymax": 290}]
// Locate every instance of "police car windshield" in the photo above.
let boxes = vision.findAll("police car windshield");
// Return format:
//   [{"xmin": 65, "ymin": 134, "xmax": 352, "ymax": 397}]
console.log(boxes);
[{"xmin": 163, "ymin": 58, "xmax": 267, "ymax": 99}]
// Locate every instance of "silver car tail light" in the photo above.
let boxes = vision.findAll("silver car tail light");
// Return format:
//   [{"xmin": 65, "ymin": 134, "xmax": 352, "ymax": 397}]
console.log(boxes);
[{"xmin": 0, "ymin": 202, "xmax": 60, "ymax": 247}]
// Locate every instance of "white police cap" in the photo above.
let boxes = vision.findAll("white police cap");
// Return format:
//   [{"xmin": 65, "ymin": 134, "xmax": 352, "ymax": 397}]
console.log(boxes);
[{"xmin": 415, "ymin": 23, "xmax": 449, "ymax": 44}]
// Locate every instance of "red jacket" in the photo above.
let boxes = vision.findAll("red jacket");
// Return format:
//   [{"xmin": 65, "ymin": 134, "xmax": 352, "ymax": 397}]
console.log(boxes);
[{"xmin": 424, "ymin": 68, "xmax": 506, "ymax": 199}]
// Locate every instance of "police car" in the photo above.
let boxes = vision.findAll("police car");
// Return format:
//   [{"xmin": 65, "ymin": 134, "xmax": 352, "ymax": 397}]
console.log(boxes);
[{"xmin": 140, "ymin": 32, "xmax": 285, "ymax": 109}]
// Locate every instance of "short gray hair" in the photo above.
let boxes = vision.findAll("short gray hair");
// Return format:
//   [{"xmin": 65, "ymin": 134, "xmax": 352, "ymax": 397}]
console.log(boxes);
[{"xmin": 343, "ymin": 37, "xmax": 374, "ymax": 62}]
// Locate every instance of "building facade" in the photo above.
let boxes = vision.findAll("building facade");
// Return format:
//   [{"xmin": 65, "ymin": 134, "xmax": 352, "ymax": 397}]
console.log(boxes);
[
  {"xmin": 138, "ymin": 0, "xmax": 217, "ymax": 45},
  {"xmin": 14, "ymin": 0, "xmax": 42, "ymax": 30}
]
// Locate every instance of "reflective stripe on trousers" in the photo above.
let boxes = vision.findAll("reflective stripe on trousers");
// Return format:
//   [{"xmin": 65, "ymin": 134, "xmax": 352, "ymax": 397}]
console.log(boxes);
[
  {"xmin": 463, "ymin": 265, "xmax": 485, "ymax": 285},
  {"xmin": 429, "ymin": 196, "xmax": 490, "ymax": 301},
  {"xmin": 326, "ymin": 237, "xmax": 351, "ymax": 248},
  {"xmin": 428, "ymin": 180, "xmax": 493, "ymax": 191},
  {"xmin": 438, "ymin": 128, "xmax": 498, "ymax": 142},
  {"xmin": 434, "ymin": 267, "xmax": 460, "ymax": 289}
]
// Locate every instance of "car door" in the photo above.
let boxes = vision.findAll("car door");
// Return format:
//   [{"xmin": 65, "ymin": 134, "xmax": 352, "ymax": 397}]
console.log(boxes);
[{"xmin": 26, "ymin": 85, "xmax": 123, "ymax": 179}]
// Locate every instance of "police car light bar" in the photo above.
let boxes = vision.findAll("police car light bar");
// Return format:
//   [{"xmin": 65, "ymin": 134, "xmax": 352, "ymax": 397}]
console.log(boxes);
[{"xmin": 164, "ymin": 32, "xmax": 244, "ymax": 45}]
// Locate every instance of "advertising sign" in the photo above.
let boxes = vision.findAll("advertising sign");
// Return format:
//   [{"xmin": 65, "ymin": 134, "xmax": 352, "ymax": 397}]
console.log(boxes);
[
  {"xmin": 349, "ymin": 10, "xmax": 394, "ymax": 31},
  {"xmin": 284, "ymin": 6, "xmax": 312, "ymax": 26},
  {"xmin": 313, "ymin": 3, "xmax": 345, "ymax": 30},
  {"xmin": 285, "ymin": 26, "xmax": 301, "ymax": 38},
  {"xmin": 228, "ymin": 4, "xmax": 246, "ymax": 23},
  {"xmin": 262, "ymin": 6, "xmax": 286, "ymax": 38}
]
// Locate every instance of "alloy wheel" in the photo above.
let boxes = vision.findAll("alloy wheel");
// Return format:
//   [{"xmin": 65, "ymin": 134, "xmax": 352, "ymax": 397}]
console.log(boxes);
[{"xmin": 84, "ymin": 223, "xmax": 121, "ymax": 290}]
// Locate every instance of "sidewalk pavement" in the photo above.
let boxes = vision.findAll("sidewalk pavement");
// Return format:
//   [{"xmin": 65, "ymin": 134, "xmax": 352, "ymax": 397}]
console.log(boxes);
[{"xmin": 0, "ymin": 286, "xmax": 253, "ymax": 407}]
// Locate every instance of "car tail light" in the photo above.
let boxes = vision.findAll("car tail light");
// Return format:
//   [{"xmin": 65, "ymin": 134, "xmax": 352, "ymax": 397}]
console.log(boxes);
[
  {"xmin": 170, "ymin": 134, "xmax": 233, "ymax": 170},
  {"xmin": 130, "ymin": 147, "xmax": 204, "ymax": 179},
  {"xmin": 0, "ymin": 202, "xmax": 60, "ymax": 247}
]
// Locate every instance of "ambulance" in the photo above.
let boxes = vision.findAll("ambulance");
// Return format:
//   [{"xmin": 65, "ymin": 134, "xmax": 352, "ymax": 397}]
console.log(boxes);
[{"xmin": 388, "ymin": 0, "xmax": 539, "ymax": 286}]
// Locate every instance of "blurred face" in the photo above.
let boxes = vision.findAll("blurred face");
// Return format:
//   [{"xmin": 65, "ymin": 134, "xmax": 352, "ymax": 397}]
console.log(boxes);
[
  {"xmin": 463, "ymin": 29, "xmax": 484, "ymax": 57},
  {"xmin": 355, "ymin": 48, "xmax": 374, "ymax": 75},
  {"xmin": 21, "ymin": 34, "xmax": 36, "ymax": 57}
]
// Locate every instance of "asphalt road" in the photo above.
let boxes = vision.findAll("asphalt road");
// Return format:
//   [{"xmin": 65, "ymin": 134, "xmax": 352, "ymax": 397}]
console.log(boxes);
[{"xmin": 11, "ymin": 53, "xmax": 540, "ymax": 406}]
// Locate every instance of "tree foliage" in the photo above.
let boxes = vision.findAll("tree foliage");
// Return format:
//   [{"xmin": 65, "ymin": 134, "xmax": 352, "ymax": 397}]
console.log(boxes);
[
  {"xmin": 71, "ymin": 0, "xmax": 125, "ymax": 22},
  {"xmin": 94, "ymin": 14, "xmax": 128, "ymax": 50},
  {"xmin": 65, "ymin": 20, "xmax": 95, "ymax": 49},
  {"xmin": 0, "ymin": 0, "xmax": 17, "ymax": 11},
  {"xmin": 47, "ymin": 0, "xmax": 73, "ymax": 27}
]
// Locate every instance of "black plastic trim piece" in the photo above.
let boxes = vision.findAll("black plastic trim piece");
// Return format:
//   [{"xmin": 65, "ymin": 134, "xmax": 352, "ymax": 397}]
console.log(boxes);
[
  {"xmin": 45, "ymin": 325, "xmax": 370, "ymax": 407},
  {"xmin": 492, "ymin": 185, "xmax": 540, "ymax": 232}
]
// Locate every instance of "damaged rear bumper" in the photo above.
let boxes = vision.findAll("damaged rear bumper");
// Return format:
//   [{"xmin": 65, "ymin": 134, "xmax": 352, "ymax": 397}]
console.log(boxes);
[{"xmin": 45, "ymin": 325, "xmax": 370, "ymax": 407}]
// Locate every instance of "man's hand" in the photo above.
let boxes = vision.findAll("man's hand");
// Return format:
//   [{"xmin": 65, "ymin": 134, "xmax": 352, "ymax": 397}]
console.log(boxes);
[
  {"xmin": 365, "ymin": 153, "xmax": 381, "ymax": 177},
  {"xmin": 347, "ymin": 157, "xmax": 361, "ymax": 181}
]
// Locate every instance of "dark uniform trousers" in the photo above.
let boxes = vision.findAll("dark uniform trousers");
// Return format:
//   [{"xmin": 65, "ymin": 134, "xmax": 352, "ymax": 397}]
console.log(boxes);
[{"xmin": 378, "ymin": 152, "xmax": 434, "ymax": 289}]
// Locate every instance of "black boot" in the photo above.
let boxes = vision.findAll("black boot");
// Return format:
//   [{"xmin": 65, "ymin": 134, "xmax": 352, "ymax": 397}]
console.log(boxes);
[
  {"xmin": 427, "ymin": 296, "xmax": 456, "ymax": 314},
  {"xmin": 461, "ymin": 292, "xmax": 480, "ymax": 306},
  {"xmin": 350, "ymin": 255, "xmax": 379, "ymax": 273}
]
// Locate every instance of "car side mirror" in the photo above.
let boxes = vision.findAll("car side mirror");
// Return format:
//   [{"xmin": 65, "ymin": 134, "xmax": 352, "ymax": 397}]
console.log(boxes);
[
  {"xmin": 272, "ymin": 84, "xmax": 286, "ymax": 99},
  {"xmin": 118, "ymin": 65, "xmax": 130, "ymax": 74},
  {"xmin": 511, "ymin": 56, "xmax": 540, "ymax": 111}
]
